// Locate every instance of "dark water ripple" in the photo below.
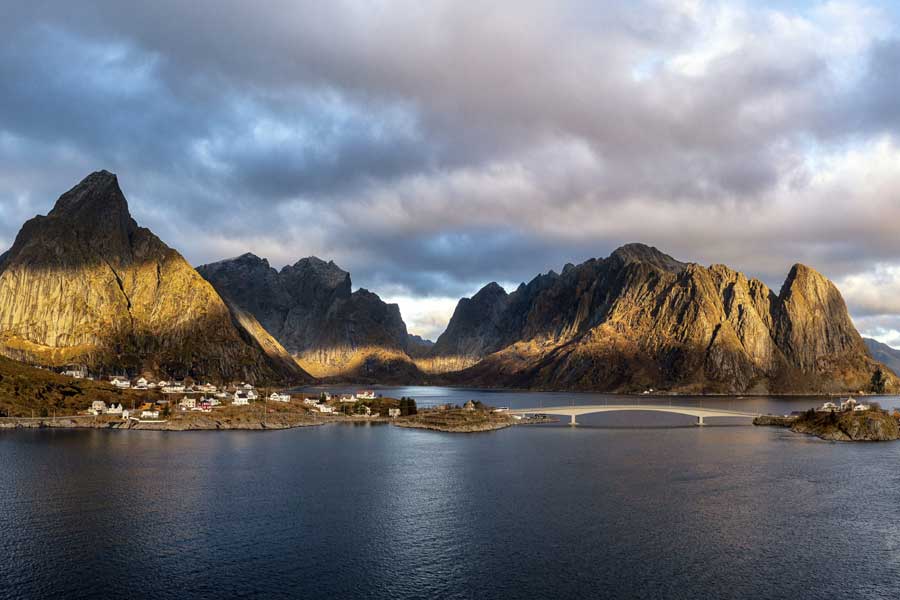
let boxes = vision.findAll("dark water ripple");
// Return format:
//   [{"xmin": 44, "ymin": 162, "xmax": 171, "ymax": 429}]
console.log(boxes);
[{"xmin": 3, "ymin": 392, "xmax": 900, "ymax": 599}]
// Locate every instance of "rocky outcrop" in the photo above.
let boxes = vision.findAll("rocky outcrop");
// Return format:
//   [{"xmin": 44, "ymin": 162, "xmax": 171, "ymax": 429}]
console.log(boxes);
[
  {"xmin": 198, "ymin": 253, "xmax": 423, "ymax": 379},
  {"xmin": 431, "ymin": 243, "xmax": 893, "ymax": 394},
  {"xmin": 0, "ymin": 171, "xmax": 310, "ymax": 384},
  {"xmin": 789, "ymin": 410, "xmax": 900, "ymax": 441}
]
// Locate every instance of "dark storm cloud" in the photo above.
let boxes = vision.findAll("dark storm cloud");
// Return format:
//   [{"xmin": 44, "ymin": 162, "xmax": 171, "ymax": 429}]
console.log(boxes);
[{"xmin": 2, "ymin": 1, "xmax": 900, "ymax": 340}]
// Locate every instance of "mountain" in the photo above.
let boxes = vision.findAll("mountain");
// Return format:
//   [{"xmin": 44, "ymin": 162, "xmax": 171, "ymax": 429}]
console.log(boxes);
[
  {"xmin": 0, "ymin": 171, "xmax": 309, "ymax": 384},
  {"xmin": 197, "ymin": 253, "xmax": 423, "ymax": 380},
  {"xmin": 864, "ymin": 338, "xmax": 900, "ymax": 376},
  {"xmin": 430, "ymin": 243, "xmax": 892, "ymax": 394}
]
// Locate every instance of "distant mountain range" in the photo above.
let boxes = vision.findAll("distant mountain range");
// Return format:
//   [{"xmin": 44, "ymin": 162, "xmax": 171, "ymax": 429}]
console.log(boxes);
[
  {"xmin": 0, "ymin": 171, "xmax": 894, "ymax": 394},
  {"xmin": 864, "ymin": 338, "xmax": 900, "ymax": 376}
]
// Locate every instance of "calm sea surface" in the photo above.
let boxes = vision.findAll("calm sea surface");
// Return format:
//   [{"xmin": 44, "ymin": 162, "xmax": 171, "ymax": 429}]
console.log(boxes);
[{"xmin": 3, "ymin": 388, "xmax": 900, "ymax": 599}]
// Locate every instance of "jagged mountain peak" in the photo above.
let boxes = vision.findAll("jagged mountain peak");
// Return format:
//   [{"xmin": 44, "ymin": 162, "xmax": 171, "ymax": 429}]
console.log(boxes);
[
  {"xmin": 475, "ymin": 281, "xmax": 508, "ymax": 298},
  {"xmin": 236, "ymin": 252, "xmax": 267, "ymax": 264},
  {"xmin": 49, "ymin": 170, "xmax": 130, "ymax": 220},
  {"xmin": 779, "ymin": 263, "xmax": 828, "ymax": 297},
  {"xmin": 610, "ymin": 242, "xmax": 686, "ymax": 273},
  {"xmin": 289, "ymin": 255, "xmax": 341, "ymax": 270}
]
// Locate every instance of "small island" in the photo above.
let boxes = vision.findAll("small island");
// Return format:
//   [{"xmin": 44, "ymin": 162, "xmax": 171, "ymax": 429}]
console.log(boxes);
[{"xmin": 754, "ymin": 397, "xmax": 900, "ymax": 441}]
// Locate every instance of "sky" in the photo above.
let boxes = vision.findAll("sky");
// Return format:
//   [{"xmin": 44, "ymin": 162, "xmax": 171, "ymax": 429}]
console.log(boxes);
[{"xmin": 2, "ymin": 1, "xmax": 900, "ymax": 344}]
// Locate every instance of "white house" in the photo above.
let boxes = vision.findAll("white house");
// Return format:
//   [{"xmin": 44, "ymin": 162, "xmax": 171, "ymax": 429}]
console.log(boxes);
[
  {"xmin": 91, "ymin": 401, "xmax": 107, "ymax": 414},
  {"xmin": 162, "ymin": 384, "xmax": 186, "ymax": 394},
  {"xmin": 356, "ymin": 390, "xmax": 376, "ymax": 400},
  {"xmin": 180, "ymin": 397, "xmax": 197, "ymax": 410},
  {"xmin": 63, "ymin": 369, "xmax": 86, "ymax": 379},
  {"xmin": 339, "ymin": 394, "xmax": 357, "ymax": 403},
  {"xmin": 107, "ymin": 403, "xmax": 123, "ymax": 415},
  {"xmin": 853, "ymin": 403, "xmax": 870, "ymax": 412},
  {"xmin": 135, "ymin": 377, "xmax": 149, "ymax": 389},
  {"xmin": 233, "ymin": 391, "xmax": 251, "ymax": 406},
  {"xmin": 269, "ymin": 392, "xmax": 291, "ymax": 403},
  {"xmin": 819, "ymin": 402, "xmax": 837, "ymax": 412},
  {"xmin": 388, "ymin": 408, "xmax": 401, "ymax": 418},
  {"xmin": 304, "ymin": 397, "xmax": 320, "ymax": 406},
  {"xmin": 141, "ymin": 409, "xmax": 159, "ymax": 419},
  {"xmin": 840, "ymin": 397, "xmax": 858, "ymax": 411},
  {"xmin": 246, "ymin": 389, "xmax": 259, "ymax": 401},
  {"xmin": 110, "ymin": 377, "xmax": 131, "ymax": 389},
  {"xmin": 316, "ymin": 404, "xmax": 335, "ymax": 414},
  {"xmin": 121, "ymin": 410, "xmax": 130, "ymax": 419}
]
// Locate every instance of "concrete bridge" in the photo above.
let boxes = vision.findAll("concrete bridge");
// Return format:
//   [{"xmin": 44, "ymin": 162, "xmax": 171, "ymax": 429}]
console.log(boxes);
[{"xmin": 508, "ymin": 404, "xmax": 760, "ymax": 426}]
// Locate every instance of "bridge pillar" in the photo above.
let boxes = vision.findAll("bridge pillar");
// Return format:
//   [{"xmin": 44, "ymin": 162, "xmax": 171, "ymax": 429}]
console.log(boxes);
[
  {"xmin": 569, "ymin": 414, "xmax": 578, "ymax": 426},
  {"xmin": 696, "ymin": 416, "xmax": 705, "ymax": 426}
]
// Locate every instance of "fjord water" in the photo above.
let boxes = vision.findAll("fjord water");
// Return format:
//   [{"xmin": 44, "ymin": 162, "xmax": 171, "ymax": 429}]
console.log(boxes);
[{"xmin": 3, "ymin": 390, "xmax": 900, "ymax": 599}]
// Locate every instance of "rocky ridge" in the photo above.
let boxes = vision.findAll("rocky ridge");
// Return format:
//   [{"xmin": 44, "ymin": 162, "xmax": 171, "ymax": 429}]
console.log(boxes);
[{"xmin": 430, "ymin": 243, "xmax": 893, "ymax": 394}]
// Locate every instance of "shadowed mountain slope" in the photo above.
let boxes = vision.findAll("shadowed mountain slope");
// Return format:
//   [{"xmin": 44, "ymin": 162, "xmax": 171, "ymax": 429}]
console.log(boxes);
[{"xmin": 198, "ymin": 253, "xmax": 424, "ymax": 380}]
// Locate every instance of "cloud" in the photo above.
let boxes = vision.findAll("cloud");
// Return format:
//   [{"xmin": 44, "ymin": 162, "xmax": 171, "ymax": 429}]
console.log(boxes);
[{"xmin": 1, "ymin": 1, "xmax": 900, "ymax": 339}]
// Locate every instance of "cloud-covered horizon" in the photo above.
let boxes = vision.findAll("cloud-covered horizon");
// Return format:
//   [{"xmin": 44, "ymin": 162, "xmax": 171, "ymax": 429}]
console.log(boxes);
[{"xmin": 2, "ymin": 1, "xmax": 900, "ymax": 343}]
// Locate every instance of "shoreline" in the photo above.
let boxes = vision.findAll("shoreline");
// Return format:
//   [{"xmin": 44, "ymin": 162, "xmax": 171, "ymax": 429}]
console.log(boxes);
[{"xmin": 0, "ymin": 412, "xmax": 556, "ymax": 434}]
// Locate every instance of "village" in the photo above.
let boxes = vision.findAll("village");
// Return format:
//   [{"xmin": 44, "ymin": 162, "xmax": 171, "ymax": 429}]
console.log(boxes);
[
  {"xmin": 77, "ymin": 373, "xmax": 405, "ymax": 423},
  {"xmin": 2, "ymin": 368, "xmax": 534, "ymax": 433}
]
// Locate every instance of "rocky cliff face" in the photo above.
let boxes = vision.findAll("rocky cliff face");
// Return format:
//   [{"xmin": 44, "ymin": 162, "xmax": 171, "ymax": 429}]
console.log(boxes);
[
  {"xmin": 431, "ymin": 243, "xmax": 891, "ymax": 394},
  {"xmin": 198, "ymin": 254, "xmax": 423, "ymax": 380},
  {"xmin": 0, "ymin": 171, "xmax": 310, "ymax": 383}
]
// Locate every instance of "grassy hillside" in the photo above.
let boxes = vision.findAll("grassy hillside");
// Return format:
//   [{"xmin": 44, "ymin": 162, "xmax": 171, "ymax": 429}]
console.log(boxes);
[{"xmin": 0, "ymin": 356, "xmax": 152, "ymax": 417}]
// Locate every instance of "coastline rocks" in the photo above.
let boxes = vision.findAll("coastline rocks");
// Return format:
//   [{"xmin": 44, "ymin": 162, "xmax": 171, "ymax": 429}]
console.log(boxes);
[
  {"xmin": 789, "ymin": 411, "xmax": 900, "ymax": 442},
  {"xmin": 756, "ymin": 409, "xmax": 900, "ymax": 441}
]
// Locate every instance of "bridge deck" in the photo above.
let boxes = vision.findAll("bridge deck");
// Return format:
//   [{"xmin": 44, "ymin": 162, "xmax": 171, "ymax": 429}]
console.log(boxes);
[{"xmin": 508, "ymin": 404, "xmax": 759, "ymax": 420}]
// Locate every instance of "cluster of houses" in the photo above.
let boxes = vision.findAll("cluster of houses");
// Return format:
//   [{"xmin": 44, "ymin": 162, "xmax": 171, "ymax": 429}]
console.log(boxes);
[
  {"xmin": 83, "ymin": 376, "xmax": 392, "ymax": 419},
  {"xmin": 89, "ymin": 401, "xmax": 125, "ymax": 417},
  {"xmin": 818, "ymin": 397, "xmax": 871, "ymax": 413},
  {"xmin": 300, "ymin": 390, "xmax": 392, "ymax": 417},
  {"xmin": 88, "ymin": 400, "xmax": 162, "ymax": 420},
  {"xmin": 106, "ymin": 376, "xmax": 224, "ymax": 394}
]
